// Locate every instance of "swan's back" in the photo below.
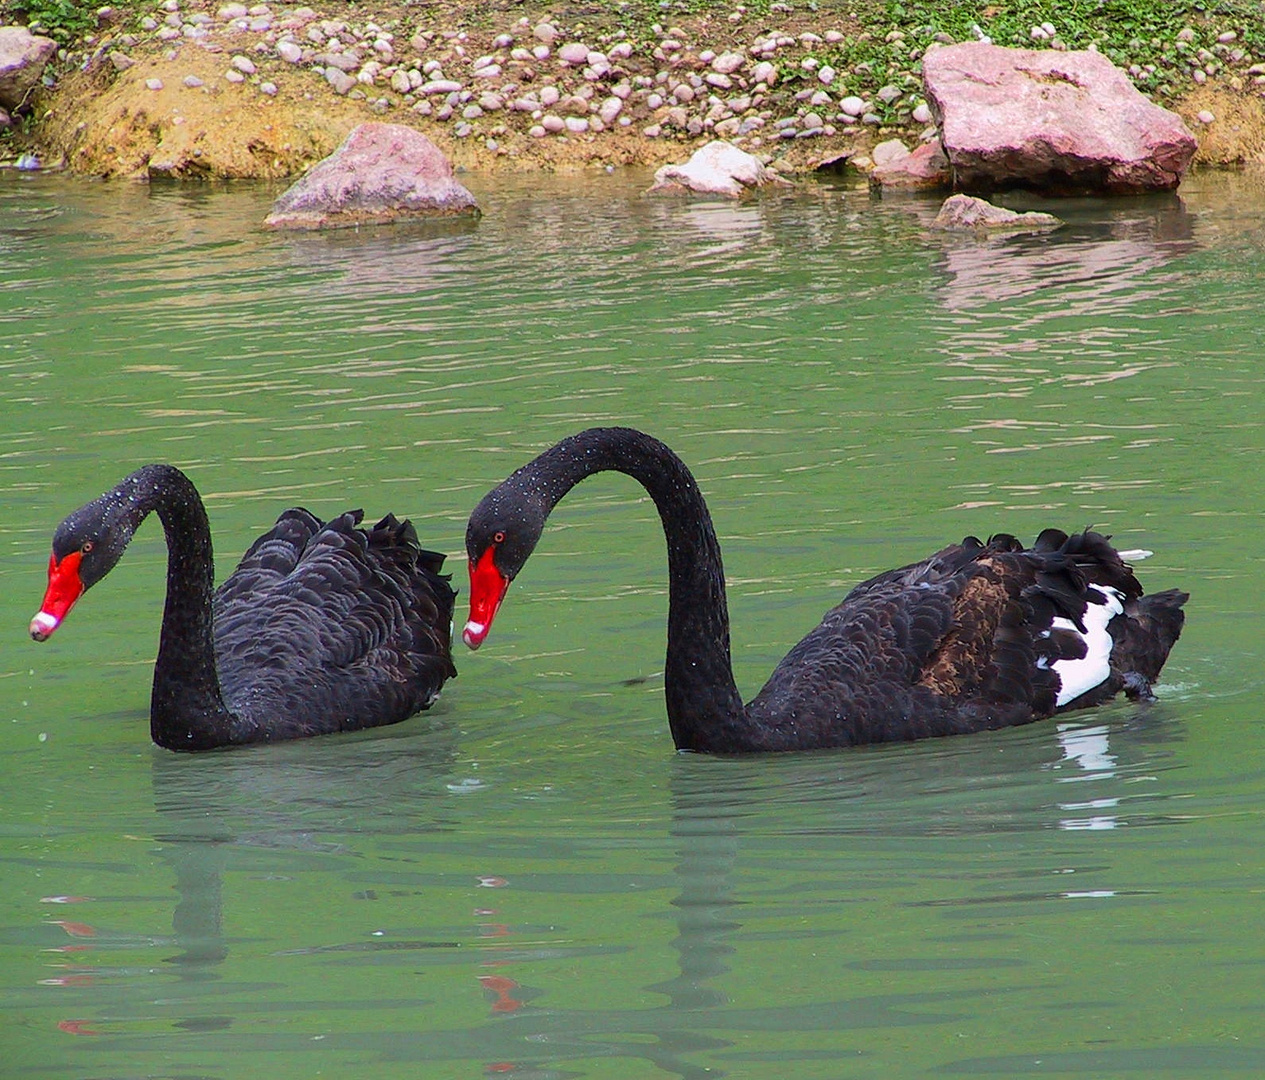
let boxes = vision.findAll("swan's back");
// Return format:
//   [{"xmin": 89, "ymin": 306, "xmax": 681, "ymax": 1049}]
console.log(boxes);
[
  {"xmin": 743, "ymin": 530, "xmax": 1186, "ymax": 750},
  {"xmin": 213, "ymin": 508, "xmax": 456, "ymax": 740}
]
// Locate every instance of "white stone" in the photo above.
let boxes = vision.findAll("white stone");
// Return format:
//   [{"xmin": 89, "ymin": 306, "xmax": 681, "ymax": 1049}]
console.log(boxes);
[
  {"xmin": 541, "ymin": 113, "xmax": 564, "ymax": 132},
  {"xmin": 277, "ymin": 39, "xmax": 302, "ymax": 63},
  {"xmin": 540, "ymin": 84, "xmax": 560, "ymax": 105},
  {"xmin": 565, "ymin": 116, "xmax": 589, "ymax": 132},
  {"xmin": 817, "ymin": 64, "xmax": 835, "ymax": 85},
  {"xmin": 712, "ymin": 50, "xmax": 745, "ymax": 74},
  {"xmin": 146, "ymin": 77, "xmax": 165, "ymax": 90},
  {"xmin": 752, "ymin": 61, "xmax": 776, "ymax": 85},
  {"xmin": 912, "ymin": 102, "xmax": 933, "ymax": 124},
  {"xmin": 390, "ymin": 69, "xmax": 410, "ymax": 92},
  {"xmin": 598, "ymin": 96, "xmax": 622, "ymax": 124},
  {"xmin": 183, "ymin": 74, "xmax": 203, "ymax": 87},
  {"xmin": 225, "ymin": 69, "xmax": 245, "ymax": 83},
  {"xmin": 533, "ymin": 22, "xmax": 558, "ymax": 43},
  {"xmin": 558, "ymin": 42, "xmax": 590, "ymax": 65},
  {"xmin": 529, "ymin": 124, "xmax": 547, "ymax": 137},
  {"xmin": 231, "ymin": 54, "xmax": 256, "ymax": 74},
  {"xmin": 473, "ymin": 63, "xmax": 502, "ymax": 78},
  {"xmin": 1197, "ymin": 109, "xmax": 1215, "ymax": 124},
  {"xmin": 420, "ymin": 79, "xmax": 462, "ymax": 94},
  {"xmin": 839, "ymin": 95, "xmax": 866, "ymax": 116},
  {"xmin": 259, "ymin": 81, "xmax": 277, "ymax": 95}
]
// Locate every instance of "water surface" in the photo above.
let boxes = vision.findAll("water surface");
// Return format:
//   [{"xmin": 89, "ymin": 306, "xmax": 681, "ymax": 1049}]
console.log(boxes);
[{"xmin": 0, "ymin": 167, "xmax": 1261, "ymax": 1078}]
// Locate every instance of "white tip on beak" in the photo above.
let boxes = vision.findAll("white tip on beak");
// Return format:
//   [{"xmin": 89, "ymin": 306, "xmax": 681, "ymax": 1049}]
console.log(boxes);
[
  {"xmin": 30, "ymin": 611, "xmax": 60, "ymax": 642},
  {"xmin": 462, "ymin": 620, "xmax": 486, "ymax": 649}
]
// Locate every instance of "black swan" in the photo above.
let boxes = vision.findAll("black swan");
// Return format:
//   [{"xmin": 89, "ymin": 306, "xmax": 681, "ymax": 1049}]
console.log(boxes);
[
  {"xmin": 30, "ymin": 464, "xmax": 457, "ymax": 751},
  {"xmin": 462, "ymin": 427, "xmax": 1187, "ymax": 753}
]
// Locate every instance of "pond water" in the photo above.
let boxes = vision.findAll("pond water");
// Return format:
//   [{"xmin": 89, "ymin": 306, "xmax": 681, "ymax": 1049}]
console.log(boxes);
[{"xmin": 0, "ymin": 166, "xmax": 1261, "ymax": 1078}]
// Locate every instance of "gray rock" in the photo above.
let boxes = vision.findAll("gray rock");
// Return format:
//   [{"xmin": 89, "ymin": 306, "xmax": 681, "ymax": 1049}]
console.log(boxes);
[
  {"xmin": 325, "ymin": 68, "xmax": 356, "ymax": 95},
  {"xmin": 265, "ymin": 123, "xmax": 479, "ymax": 230},
  {"xmin": 923, "ymin": 43, "xmax": 1196, "ymax": 194},
  {"xmin": 0, "ymin": 25, "xmax": 56, "ymax": 111},
  {"xmin": 930, "ymin": 193, "xmax": 1064, "ymax": 232}
]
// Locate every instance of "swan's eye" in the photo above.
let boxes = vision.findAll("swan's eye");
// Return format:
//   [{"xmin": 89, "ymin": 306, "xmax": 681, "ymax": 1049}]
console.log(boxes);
[
  {"xmin": 81, "ymin": 541, "xmax": 94, "ymax": 554},
  {"xmin": 493, "ymin": 531, "xmax": 506, "ymax": 544}
]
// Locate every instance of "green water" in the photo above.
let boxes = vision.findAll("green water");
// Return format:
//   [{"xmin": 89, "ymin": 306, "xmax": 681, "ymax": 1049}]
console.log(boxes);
[{"xmin": 0, "ymin": 168, "xmax": 1261, "ymax": 1078}]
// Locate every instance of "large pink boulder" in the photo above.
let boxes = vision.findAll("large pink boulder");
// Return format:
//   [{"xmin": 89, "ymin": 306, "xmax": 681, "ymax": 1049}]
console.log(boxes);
[
  {"xmin": 0, "ymin": 25, "xmax": 56, "ymax": 112},
  {"xmin": 923, "ymin": 43, "xmax": 1196, "ymax": 195},
  {"xmin": 264, "ymin": 123, "xmax": 479, "ymax": 230}
]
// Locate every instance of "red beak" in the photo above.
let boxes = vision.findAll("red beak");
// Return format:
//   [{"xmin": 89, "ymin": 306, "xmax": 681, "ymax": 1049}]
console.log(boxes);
[
  {"xmin": 463, "ymin": 546, "xmax": 509, "ymax": 650},
  {"xmin": 31, "ymin": 550, "xmax": 85, "ymax": 642}
]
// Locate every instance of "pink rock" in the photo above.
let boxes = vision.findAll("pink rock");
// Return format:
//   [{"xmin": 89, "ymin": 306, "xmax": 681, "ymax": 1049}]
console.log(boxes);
[
  {"xmin": 263, "ymin": 123, "xmax": 479, "ymax": 230},
  {"xmin": 923, "ymin": 42, "xmax": 1196, "ymax": 195},
  {"xmin": 869, "ymin": 140, "xmax": 951, "ymax": 191},
  {"xmin": 0, "ymin": 25, "xmax": 57, "ymax": 112}
]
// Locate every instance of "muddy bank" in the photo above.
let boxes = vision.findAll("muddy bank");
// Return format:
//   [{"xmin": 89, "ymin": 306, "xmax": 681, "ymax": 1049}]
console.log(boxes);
[{"xmin": 14, "ymin": 0, "xmax": 1265, "ymax": 180}]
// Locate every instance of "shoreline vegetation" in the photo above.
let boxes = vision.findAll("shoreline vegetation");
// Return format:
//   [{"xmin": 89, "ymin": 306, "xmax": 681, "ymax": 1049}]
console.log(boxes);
[{"xmin": 4, "ymin": 0, "xmax": 1265, "ymax": 179}]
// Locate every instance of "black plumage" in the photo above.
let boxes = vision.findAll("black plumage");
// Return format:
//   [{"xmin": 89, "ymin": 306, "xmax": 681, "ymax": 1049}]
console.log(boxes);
[
  {"xmin": 31, "ymin": 464, "xmax": 456, "ymax": 751},
  {"xmin": 462, "ymin": 427, "xmax": 1187, "ymax": 754}
]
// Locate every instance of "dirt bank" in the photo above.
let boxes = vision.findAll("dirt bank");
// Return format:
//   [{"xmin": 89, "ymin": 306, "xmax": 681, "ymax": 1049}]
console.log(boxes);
[{"xmin": 17, "ymin": 0, "xmax": 1265, "ymax": 180}]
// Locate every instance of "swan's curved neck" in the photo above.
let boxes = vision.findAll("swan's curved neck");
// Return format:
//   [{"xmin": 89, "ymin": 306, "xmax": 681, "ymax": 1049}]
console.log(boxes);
[
  {"xmin": 507, "ymin": 429, "xmax": 748, "ymax": 749},
  {"xmin": 116, "ymin": 466, "xmax": 237, "ymax": 749}
]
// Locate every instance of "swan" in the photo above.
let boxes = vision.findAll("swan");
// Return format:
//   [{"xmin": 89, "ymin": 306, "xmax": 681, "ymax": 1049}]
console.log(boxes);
[
  {"xmin": 461, "ymin": 427, "xmax": 1187, "ymax": 753},
  {"xmin": 31, "ymin": 464, "xmax": 456, "ymax": 751}
]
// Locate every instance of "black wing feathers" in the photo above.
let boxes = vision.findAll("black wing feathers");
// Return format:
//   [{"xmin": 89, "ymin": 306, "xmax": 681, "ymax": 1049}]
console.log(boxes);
[
  {"xmin": 212, "ymin": 507, "xmax": 456, "ymax": 741},
  {"xmin": 742, "ymin": 530, "xmax": 1185, "ymax": 750}
]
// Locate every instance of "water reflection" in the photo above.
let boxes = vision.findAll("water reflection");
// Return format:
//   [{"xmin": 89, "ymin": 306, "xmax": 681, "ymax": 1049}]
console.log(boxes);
[{"xmin": 927, "ymin": 195, "xmax": 1198, "ymax": 310}]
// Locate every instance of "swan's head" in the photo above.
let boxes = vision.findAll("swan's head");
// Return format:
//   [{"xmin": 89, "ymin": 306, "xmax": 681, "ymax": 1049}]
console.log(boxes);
[
  {"xmin": 31, "ymin": 491, "xmax": 133, "ymax": 642},
  {"xmin": 462, "ymin": 486, "xmax": 547, "ymax": 650}
]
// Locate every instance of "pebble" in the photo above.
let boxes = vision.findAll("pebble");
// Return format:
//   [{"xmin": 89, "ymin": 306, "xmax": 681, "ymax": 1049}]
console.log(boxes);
[
  {"xmin": 558, "ymin": 42, "xmax": 591, "ymax": 65},
  {"xmin": 817, "ymin": 64, "xmax": 835, "ymax": 85},
  {"xmin": 145, "ymin": 77, "xmax": 165, "ymax": 90},
  {"xmin": 1197, "ymin": 109, "xmax": 1215, "ymax": 124},
  {"xmin": 533, "ymin": 22, "xmax": 558, "ymax": 43},
  {"xmin": 183, "ymin": 74, "xmax": 203, "ymax": 87},
  {"xmin": 839, "ymin": 95, "xmax": 866, "ymax": 116},
  {"xmin": 912, "ymin": 102, "xmax": 933, "ymax": 124},
  {"xmin": 752, "ymin": 61, "xmax": 777, "ymax": 85},
  {"xmin": 539, "ymin": 85, "xmax": 560, "ymax": 106},
  {"xmin": 225, "ymin": 69, "xmax": 246, "ymax": 83},
  {"xmin": 259, "ymin": 81, "xmax": 277, "ymax": 95},
  {"xmin": 529, "ymin": 124, "xmax": 547, "ymax": 137},
  {"xmin": 276, "ymin": 40, "xmax": 302, "ymax": 63},
  {"xmin": 643, "ymin": 123, "xmax": 662, "ymax": 137},
  {"xmin": 473, "ymin": 63, "xmax": 502, "ymax": 79},
  {"xmin": 705, "ymin": 73, "xmax": 733, "ymax": 90},
  {"xmin": 564, "ymin": 115, "xmax": 589, "ymax": 133},
  {"xmin": 541, "ymin": 113, "xmax": 564, "ymax": 132},
  {"xmin": 420, "ymin": 79, "xmax": 462, "ymax": 94},
  {"xmin": 598, "ymin": 96, "xmax": 623, "ymax": 124},
  {"xmin": 231, "ymin": 54, "xmax": 257, "ymax": 74},
  {"xmin": 325, "ymin": 68, "xmax": 355, "ymax": 94},
  {"xmin": 712, "ymin": 51, "xmax": 744, "ymax": 74}
]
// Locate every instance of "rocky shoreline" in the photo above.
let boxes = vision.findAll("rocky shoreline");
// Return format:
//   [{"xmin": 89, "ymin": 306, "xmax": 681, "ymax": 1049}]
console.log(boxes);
[{"xmin": 5, "ymin": 0, "xmax": 1265, "ymax": 180}]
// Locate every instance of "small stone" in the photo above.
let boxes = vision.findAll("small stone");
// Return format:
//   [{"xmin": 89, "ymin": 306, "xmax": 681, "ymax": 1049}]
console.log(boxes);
[
  {"xmin": 598, "ymin": 96, "xmax": 623, "ymax": 124},
  {"xmin": 225, "ymin": 69, "xmax": 246, "ymax": 83},
  {"xmin": 643, "ymin": 123, "xmax": 662, "ymax": 137},
  {"xmin": 533, "ymin": 22, "xmax": 558, "ymax": 43},
  {"xmin": 109, "ymin": 51, "xmax": 133, "ymax": 71},
  {"xmin": 609, "ymin": 42, "xmax": 634, "ymax": 60},
  {"xmin": 259, "ymin": 81, "xmax": 277, "ymax": 95},
  {"xmin": 802, "ymin": 112, "xmax": 823, "ymax": 129},
  {"xmin": 326, "ymin": 68, "xmax": 356, "ymax": 94},
  {"xmin": 231, "ymin": 54, "xmax": 256, "ymax": 74},
  {"xmin": 564, "ymin": 116, "xmax": 589, "ymax": 133},
  {"xmin": 1217, "ymin": 30, "xmax": 1237, "ymax": 44},
  {"xmin": 533, "ymin": 44, "xmax": 551, "ymax": 61},
  {"xmin": 541, "ymin": 113, "xmax": 564, "ymax": 132},
  {"xmin": 673, "ymin": 83, "xmax": 695, "ymax": 103},
  {"xmin": 145, "ymin": 77, "xmax": 165, "ymax": 90},
  {"xmin": 558, "ymin": 42, "xmax": 591, "ymax": 65},
  {"xmin": 540, "ymin": 84, "xmax": 560, "ymax": 106},
  {"xmin": 420, "ymin": 79, "xmax": 462, "ymax": 94},
  {"xmin": 1196, "ymin": 109, "xmax": 1215, "ymax": 124},
  {"xmin": 877, "ymin": 84, "xmax": 901, "ymax": 103},
  {"xmin": 473, "ymin": 63, "xmax": 502, "ymax": 79},
  {"xmin": 478, "ymin": 91, "xmax": 503, "ymax": 111},
  {"xmin": 529, "ymin": 124, "xmax": 547, "ymax": 137},
  {"xmin": 646, "ymin": 92, "xmax": 664, "ymax": 109},
  {"xmin": 817, "ymin": 64, "xmax": 835, "ymax": 85},
  {"xmin": 752, "ymin": 61, "xmax": 776, "ymax": 86},
  {"xmin": 705, "ymin": 73, "xmax": 733, "ymax": 90},
  {"xmin": 839, "ymin": 95, "xmax": 865, "ymax": 116},
  {"xmin": 453, "ymin": 122, "xmax": 473, "ymax": 137},
  {"xmin": 912, "ymin": 102, "xmax": 933, "ymax": 124},
  {"xmin": 277, "ymin": 40, "xmax": 302, "ymax": 63},
  {"xmin": 183, "ymin": 74, "xmax": 203, "ymax": 87},
  {"xmin": 712, "ymin": 51, "xmax": 745, "ymax": 74}
]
